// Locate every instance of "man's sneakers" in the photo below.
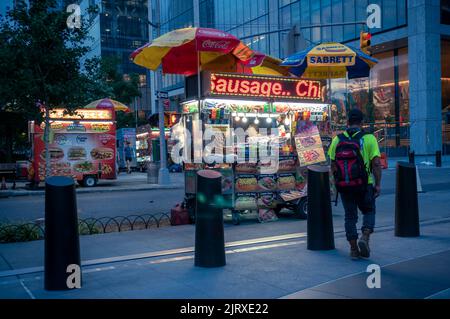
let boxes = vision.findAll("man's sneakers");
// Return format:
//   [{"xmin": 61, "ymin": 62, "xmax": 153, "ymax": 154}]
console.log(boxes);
[
  {"xmin": 358, "ymin": 229, "xmax": 371, "ymax": 258},
  {"xmin": 349, "ymin": 239, "xmax": 360, "ymax": 260}
]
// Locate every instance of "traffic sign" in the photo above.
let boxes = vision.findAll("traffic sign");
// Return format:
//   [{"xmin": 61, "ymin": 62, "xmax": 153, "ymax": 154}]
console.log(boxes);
[{"xmin": 156, "ymin": 91, "xmax": 169, "ymax": 99}]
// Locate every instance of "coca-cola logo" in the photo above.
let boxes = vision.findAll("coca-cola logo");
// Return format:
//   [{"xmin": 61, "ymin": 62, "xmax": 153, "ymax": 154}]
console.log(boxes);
[{"xmin": 201, "ymin": 40, "xmax": 231, "ymax": 50}]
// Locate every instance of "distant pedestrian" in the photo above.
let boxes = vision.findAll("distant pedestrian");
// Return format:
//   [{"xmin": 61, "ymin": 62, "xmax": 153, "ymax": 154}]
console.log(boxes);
[
  {"xmin": 328, "ymin": 108, "xmax": 382, "ymax": 260},
  {"xmin": 124, "ymin": 141, "xmax": 134, "ymax": 174}
]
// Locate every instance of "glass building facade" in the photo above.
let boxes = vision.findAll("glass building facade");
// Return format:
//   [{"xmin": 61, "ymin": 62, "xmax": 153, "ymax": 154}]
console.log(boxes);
[
  {"xmin": 100, "ymin": 0, "xmax": 149, "ymax": 79},
  {"xmin": 153, "ymin": 0, "xmax": 450, "ymax": 155}
]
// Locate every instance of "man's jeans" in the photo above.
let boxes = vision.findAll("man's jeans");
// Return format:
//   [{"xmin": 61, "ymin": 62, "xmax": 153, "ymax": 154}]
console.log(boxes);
[{"xmin": 340, "ymin": 185, "xmax": 376, "ymax": 241}]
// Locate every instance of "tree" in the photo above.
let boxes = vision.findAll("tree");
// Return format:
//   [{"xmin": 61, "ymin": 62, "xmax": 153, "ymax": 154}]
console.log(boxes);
[
  {"xmin": 0, "ymin": 1, "xmax": 141, "ymax": 172},
  {"xmin": 85, "ymin": 55, "xmax": 142, "ymax": 129},
  {"xmin": 0, "ymin": 0, "xmax": 94, "ymax": 175}
]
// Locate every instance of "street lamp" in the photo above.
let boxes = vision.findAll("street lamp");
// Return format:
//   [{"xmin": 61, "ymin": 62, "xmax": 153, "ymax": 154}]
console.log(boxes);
[{"xmin": 146, "ymin": 9, "xmax": 170, "ymax": 185}]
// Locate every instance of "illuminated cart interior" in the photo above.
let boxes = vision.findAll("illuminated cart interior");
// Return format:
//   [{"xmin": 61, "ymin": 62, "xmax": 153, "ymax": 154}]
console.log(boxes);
[{"xmin": 177, "ymin": 72, "xmax": 332, "ymax": 224}]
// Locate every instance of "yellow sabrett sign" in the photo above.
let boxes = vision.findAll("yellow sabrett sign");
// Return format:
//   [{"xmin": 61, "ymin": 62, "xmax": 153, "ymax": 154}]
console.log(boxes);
[{"xmin": 307, "ymin": 43, "xmax": 356, "ymax": 67}]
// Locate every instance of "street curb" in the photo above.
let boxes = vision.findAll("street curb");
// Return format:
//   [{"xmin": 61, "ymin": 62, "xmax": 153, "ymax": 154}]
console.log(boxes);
[{"xmin": 1, "ymin": 183, "xmax": 185, "ymax": 197}]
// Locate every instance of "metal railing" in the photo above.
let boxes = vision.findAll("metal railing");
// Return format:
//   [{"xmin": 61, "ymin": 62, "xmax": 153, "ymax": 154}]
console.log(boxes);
[{"xmin": 0, "ymin": 213, "xmax": 172, "ymax": 243}]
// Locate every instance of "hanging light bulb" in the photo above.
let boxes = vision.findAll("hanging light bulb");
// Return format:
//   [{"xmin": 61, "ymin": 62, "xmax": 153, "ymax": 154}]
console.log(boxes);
[
  {"xmin": 254, "ymin": 116, "xmax": 259, "ymax": 124},
  {"xmin": 266, "ymin": 117, "xmax": 272, "ymax": 123},
  {"xmin": 235, "ymin": 115, "xmax": 240, "ymax": 122},
  {"xmin": 242, "ymin": 115, "xmax": 248, "ymax": 123}
]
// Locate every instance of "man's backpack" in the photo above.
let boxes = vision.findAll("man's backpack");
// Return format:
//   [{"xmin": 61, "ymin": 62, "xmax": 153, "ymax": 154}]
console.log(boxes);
[{"xmin": 334, "ymin": 131, "xmax": 368, "ymax": 193}]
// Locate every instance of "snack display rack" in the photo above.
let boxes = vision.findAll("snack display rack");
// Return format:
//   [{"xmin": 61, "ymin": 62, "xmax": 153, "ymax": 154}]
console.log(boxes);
[{"xmin": 179, "ymin": 72, "xmax": 333, "ymax": 224}]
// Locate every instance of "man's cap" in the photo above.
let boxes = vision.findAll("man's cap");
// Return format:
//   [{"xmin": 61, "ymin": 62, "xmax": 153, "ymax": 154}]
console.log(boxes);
[{"xmin": 348, "ymin": 108, "xmax": 364, "ymax": 123}]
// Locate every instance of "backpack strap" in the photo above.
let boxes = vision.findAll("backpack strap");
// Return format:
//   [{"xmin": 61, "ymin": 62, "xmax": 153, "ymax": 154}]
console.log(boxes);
[
  {"xmin": 351, "ymin": 130, "xmax": 367, "ymax": 141},
  {"xmin": 337, "ymin": 133, "xmax": 350, "ymax": 142}
]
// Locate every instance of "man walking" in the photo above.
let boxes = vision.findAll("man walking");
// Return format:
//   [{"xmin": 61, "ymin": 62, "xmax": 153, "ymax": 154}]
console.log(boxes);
[
  {"xmin": 124, "ymin": 141, "xmax": 134, "ymax": 174},
  {"xmin": 328, "ymin": 109, "xmax": 382, "ymax": 259}
]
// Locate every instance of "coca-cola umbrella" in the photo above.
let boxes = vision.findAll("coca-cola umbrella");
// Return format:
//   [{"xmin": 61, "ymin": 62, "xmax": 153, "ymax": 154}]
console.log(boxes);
[{"xmin": 130, "ymin": 27, "xmax": 258, "ymax": 76}]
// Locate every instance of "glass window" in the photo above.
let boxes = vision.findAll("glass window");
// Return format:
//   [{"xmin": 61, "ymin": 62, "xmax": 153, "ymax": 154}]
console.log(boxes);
[
  {"xmin": 237, "ymin": 0, "xmax": 244, "ymax": 25},
  {"xmin": 343, "ymin": 0, "xmax": 355, "ymax": 40},
  {"xmin": 382, "ymin": 0, "xmax": 397, "ymax": 30},
  {"xmin": 370, "ymin": 51, "xmax": 395, "ymax": 122},
  {"xmin": 291, "ymin": 1, "xmax": 300, "ymax": 25},
  {"xmin": 269, "ymin": 32, "xmax": 280, "ymax": 57},
  {"xmin": 279, "ymin": 0, "xmax": 293, "ymax": 7},
  {"xmin": 330, "ymin": 78, "xmax": 348, "ymax": 125},
  {"xmin": 311, "ymin": 0, "xmax": 321, "ymax": 42},
  {"xmin": 321, "ymin": 0, "xmax": 332, "ymax": 42},
  {"xmin": 442, "ymin": 40, "xmax": 450, "ymax": 114},
  {"xmin": 280, "ymin": 5, "xmax": 291, "ymax": 28},
  {"xmin": 397, "ymin": 0, "xmax": 407, "ymax": 26},
  {"xmin": 331, "ymin": 0, "xmax": 343, "ymax": 42},
  {"xmin": 230, "ymin": 0, "xmax": 237, "ymax": 26},
  {"xmin": 442, "ymin": 40, "xmax": 450, "ymax": 148},
  {"xmin": 442, "ymin": 0, "xmax": 450, "ymax": 25},
  {"xmin": 259, "ymin": 0, "xmax": 267, "ymax": 15},
  {"xmin": 300, "ymin": 0, "xmax": 311, "ymax": 41},
  {"xmin": 398, "ymin": 47, "xmax": 409, "ymax": 123},
  {"xmin": 279, "ymin": 32, "xmax": 289, "ymax": 58}
]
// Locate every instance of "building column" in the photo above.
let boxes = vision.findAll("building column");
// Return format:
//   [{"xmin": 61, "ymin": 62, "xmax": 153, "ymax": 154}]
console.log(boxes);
[{"xmin": 408, "ymin": 0, "xmax": 442, "ymax": 155}]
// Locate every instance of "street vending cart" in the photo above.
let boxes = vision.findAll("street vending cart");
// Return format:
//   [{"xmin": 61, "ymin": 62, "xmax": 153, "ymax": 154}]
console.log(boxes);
[
  {"xmin": 178, "ymin": 72, "xmax": 333, "ymax": 224},
  {"xmin": 136, "ymin": 124, "xmax": 171, "ymax": 171},
  {"xmin": 30, "ymin": 108, "xmax": 117, "ymax": 187}
]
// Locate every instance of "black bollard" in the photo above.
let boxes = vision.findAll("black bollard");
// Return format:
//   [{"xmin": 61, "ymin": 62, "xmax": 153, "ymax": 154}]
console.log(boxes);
[
  {"xmin": 408, "ymin": 151, "xmax": 415, "ymax": 164},
  {"xmin": 307, "ymin": 165, "xmax": 335, "ymax": 250},
  {"xmin": 45, "ymin": 176, "xmax": 81, "ymax": 290},
  {"xmin": 395, "ymin": 162, "xmax": 420, "ymax": 237},
  {"xmin": 436, "ymin": 151, "xmax": 442, "ymax": 167},
  {"xmin": 195, "ymin": 170, "xmax": 226, "ymax": 267}
]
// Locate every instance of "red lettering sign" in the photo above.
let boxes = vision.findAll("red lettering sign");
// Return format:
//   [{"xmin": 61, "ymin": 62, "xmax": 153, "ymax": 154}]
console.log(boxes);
[{"xmin": 208, "ymin": 73, "xmax": 322, "ymax": 101}]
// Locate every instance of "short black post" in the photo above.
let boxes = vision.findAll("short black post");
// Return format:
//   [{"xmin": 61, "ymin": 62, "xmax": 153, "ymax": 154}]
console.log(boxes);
[
  {"xmin": 436, "ymin": 151, "xmax": 442, "ymax": 167},
  {"xmin": 395, "ymin": 162, "xmax": 420, "ymax": 237},
  {"xmin": 45, "ymin": 176, "xmax": 81, "ymax": 290},
  {"xmin": 195, "ymin": 170, "xmax": 226, "ymax": 267},
  {"xmin": 408, "ymin": 151, "xmax": 415, "ymax": 164},
  {"xmin": 307, "ymin": 165, "xmax": 335, "ymax": 250}
]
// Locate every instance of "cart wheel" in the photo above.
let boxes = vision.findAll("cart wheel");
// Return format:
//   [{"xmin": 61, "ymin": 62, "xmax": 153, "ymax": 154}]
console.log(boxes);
[
  {"xmin": 232, "ymin": 210, "xmax": 240, "ymax": 225},
  {"xmin": 293, "ymin": 197, "xmax": 308, "ymax": 220},
  {"xmin": 273, "ymin": 206, "xmax": 282, "ymax": 217},
  {"xmin": 82, "ymin": 175, "xmax": 97, "ymax": 187}
]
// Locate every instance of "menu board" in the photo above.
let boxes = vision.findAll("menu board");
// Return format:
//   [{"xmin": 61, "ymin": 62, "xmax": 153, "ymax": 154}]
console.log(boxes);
[
  {"xmin": 33, "ymin": 130, "xmax": 116, "ymax": 181},
  {"xmin": 294, "ymin": 122, "xmax": 326, "ymax": 167}
]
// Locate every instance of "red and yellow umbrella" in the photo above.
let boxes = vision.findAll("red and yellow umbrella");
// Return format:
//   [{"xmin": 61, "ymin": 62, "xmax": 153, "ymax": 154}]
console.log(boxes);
[
  {"xmin": 130, "ymin": 27, "xmax": 258, "ymax": 75},
  {"xmin": 83, "ymin": 98, "xmax": 130, "ymax": 112}
]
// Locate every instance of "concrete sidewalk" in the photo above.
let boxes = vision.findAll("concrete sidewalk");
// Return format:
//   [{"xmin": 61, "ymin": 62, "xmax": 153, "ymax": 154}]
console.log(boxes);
[
  {"xmin": 0, "ymin": 172, "xmax": 184, "ymax": 198},
  {"xmin": 1, "ymin": 187, "xmax": 449, "ymax": 299}
]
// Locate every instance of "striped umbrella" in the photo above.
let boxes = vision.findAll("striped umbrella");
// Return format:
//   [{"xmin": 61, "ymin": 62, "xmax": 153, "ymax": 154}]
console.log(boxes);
[
  {"xmin": 130, "ymin": 27, "xmax": 258, "ymax": 75},
  {"xmin": 280, "ymin": 42, "xmax": 378, "ymax": 79},
  {"xmin": 83, "ymin": 98, "xmax": 130, "ymax": 112}
]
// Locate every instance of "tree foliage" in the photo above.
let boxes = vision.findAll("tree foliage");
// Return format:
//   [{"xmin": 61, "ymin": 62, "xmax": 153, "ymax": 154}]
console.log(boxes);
[{"xmin": 0, "ymin": 0, "xmax": 141, "ymax": 121}]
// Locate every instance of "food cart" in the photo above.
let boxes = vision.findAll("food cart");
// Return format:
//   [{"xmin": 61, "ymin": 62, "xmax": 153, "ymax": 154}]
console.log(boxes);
[
  {"xmin": 136, "ymin": 124, "xmax": 171, "ymax": 171},
  {"xmin": 177, "ymin": 72, "xmax": 333, "ymax": 224},
  {"xmin": 30, "ymin": 108, "xmax": 117, "ymax": 187}
]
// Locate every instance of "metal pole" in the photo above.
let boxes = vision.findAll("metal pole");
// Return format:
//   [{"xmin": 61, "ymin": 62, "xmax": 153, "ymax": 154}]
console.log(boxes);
[{"xmin": 154, "ymin": 0, "xmax": 170, "ymax": 185}]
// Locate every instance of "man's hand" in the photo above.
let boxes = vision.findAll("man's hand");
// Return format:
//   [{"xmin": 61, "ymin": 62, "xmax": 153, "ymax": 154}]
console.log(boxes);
[{"xmin": 374, "ymin": 184, "xmax": 381, "ymax": 198}]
